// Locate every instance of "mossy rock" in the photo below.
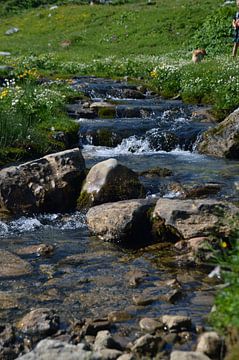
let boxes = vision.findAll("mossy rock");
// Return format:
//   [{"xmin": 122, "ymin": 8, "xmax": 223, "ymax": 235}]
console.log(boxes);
[
  {"xmin": 98, "ymin": 107, "xmax": 116, "ymax": 119},
  {"xmin": 151, "ymin": 215, "xmax": 182, "ymax": 243},
  {"xmin": 139, "ymin": 167, "xmax": 173, "ymax": 178},
  {"xmin": 77, "ymin": 190, "xmax": 92, "ymax": 210},
  {"xmin": 0, "ymin": 147, "xmax": 28, "ymax": 168},
  {"xmin": 96, "ymin": 128, "xmax": 119, "ymax": 147}
]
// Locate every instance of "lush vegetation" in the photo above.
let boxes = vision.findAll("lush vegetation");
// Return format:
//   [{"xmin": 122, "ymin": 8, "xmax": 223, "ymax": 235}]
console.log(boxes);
[
  {"xmin": 210, "ymin": 216, "xmax": 239, "ymax": 356},
  {"xmin": 0, "ymin": 69, "xmax": 79, "ymax": 165},
  {"xmin": 0, "ymin": 0, "xmax": 227, "ymax": 165}
]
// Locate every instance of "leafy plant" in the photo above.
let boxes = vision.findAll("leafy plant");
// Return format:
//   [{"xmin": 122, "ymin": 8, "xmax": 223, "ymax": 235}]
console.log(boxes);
[
  {"xmin": 210, "ymin": 216, "xmax": 239, "ymax": 335},
  {"xmin": 191, "ymin": 6, "xmax": 235, "ymax": 55}
]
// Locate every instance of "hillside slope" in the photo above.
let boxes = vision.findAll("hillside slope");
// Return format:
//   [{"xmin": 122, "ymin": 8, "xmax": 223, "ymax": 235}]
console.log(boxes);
[{"xmin": 0, "ymin": 0, "xmax": 223, "ymax": 63}]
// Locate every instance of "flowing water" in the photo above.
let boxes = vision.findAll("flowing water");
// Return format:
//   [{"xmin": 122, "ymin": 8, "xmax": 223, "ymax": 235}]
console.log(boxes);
[{"xmin": 0, "ymin": 77, "xmax": 238, "ymax": 348}]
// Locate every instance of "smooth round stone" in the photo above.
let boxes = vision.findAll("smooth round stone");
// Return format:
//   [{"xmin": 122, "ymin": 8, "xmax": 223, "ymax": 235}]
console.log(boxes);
[
  {"xmin": 132, "ymin": 295, "xmax": 156, "ymax": 306},
  {"xmin": 139, "ymin": 318, "xmax": 163, "ymax": 333},
  {"xmin": 108, "ymin": 311, "xmax": 133, "ymax": 323}
]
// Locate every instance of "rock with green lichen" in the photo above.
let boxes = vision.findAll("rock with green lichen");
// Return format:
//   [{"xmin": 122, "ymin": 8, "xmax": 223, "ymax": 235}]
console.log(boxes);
[
  {"xmin": 197, "ymin": 109, "xmax": 239, "ymax": 159},
  {"xmin": 77, "ymin": 158, "xmax": 145, "ymax": 210},
  {"xmin": 152, "ymin": 198, "xmax": 239, "ymax": 240}
]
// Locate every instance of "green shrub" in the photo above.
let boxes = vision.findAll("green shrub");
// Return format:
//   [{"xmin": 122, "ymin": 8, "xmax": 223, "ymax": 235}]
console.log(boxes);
[
  {"xmin": 210, "ymin": 216, "xmax": 239, "ymax": 334},
  {"xmin": 191, "ymin": 6, "xmax": 235, "ymax": 55},
  {"xmin": 0, "ymin": 75, "xmax": 79, "ymax": 164}
]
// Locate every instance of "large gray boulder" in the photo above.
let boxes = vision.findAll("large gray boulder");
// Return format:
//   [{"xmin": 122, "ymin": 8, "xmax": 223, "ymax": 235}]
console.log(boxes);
[
  {"xmin": 86, "ymin": 199, "xmax": 155, "ymax": 246},
  {"xmin": 197, "ymin": 109, "xmax": 239, "ymax": 159},
  {"xmin": 77, "ymin": 158, "xmax": 145, "ymax": 209},
  {"xmin": 152, "ymin": 198, "xmax": 239, "ymax": 240},
  {"xmin": 0, "ymin": 148, "xmax": 85, "ymax": 215}
]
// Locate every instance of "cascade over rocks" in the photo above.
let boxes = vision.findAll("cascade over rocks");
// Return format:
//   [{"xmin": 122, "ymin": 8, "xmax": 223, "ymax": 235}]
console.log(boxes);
[
  {"xmin": 86, "ymin": 199, "xmax": 155, "ymax": 246},
  {"xmin": 152, "ymin": 198, "xmax": 239, "ymax": 240},
  {"xmin": 77, "ymin": 158, "xmax": 145, "ymax": 209},
  {"xmin": 197, "ymin": 108, "xmax": 239, "ymax": 159},
  {"xmin": 0, "ymin": 148, "xmax": 85, "ymax": 215}
]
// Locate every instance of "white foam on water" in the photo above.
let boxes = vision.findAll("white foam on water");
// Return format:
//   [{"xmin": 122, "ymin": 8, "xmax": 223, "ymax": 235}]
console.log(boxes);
[
  {"xmin": 82, "ymin": 140, "xmax": 206, "ymax": 160},
  {"xmin": 0, "ymin": 221, "xmax": 8, "ymax": 235},
  {"xmin": 0, "ymin": 212, "xmax": 86, "ymax": 237}
]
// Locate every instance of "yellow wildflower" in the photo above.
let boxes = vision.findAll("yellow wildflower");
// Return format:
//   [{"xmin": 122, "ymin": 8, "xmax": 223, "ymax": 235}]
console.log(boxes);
[
  {"xmin": 150, "ymin": 69, "xmax": 158, "ymax": 78},
  {"xmin": 221, "ymin": 241, "xmax": 227, "ymax": 249},
  {"xmin": 0, "ymin": 89, "xmax": 9, "ymax": 99}
]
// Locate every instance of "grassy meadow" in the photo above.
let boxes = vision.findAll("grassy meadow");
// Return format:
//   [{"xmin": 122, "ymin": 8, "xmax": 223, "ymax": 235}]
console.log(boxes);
[
  {"xmin": 0, "ymin": 0, "xmax": 223, "ymax": 61},
  {"xmin": 0, "ymin": 0, "xmax": 237, "ymax": 164}
]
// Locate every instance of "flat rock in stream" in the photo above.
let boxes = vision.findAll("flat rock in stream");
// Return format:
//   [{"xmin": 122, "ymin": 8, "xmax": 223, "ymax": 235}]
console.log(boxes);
[
  {"xmin": 86, "ymin": 199, "xmax": 155, "ymax": 246},
  {"xmin": 17, "ymin": 308, "xmax": 60, "ymax": 337},
  {"xmin": 17, "ymin": 339, "xmax": 101, "ymax": 360},
  {"xmin": 170, "ymin": 351, "xmax": 211, "ymax": 360},
  {"xmin": 77, "ymin": 158, "xmax": 145, "ymax": 209},
  {"xmin": 152, "ymin": 198, "xmax": 239, "ymax": 240},
  {"xmin": 0, "ymin": 291, "xmax": 20, "ymax": 309},
  {"xmin": 0, "ymin": 250, "xmax": 32, "ymax": 277},
  {"xmin": 0, "ymin": 148, "xmax": 85, "ymax": 215}
]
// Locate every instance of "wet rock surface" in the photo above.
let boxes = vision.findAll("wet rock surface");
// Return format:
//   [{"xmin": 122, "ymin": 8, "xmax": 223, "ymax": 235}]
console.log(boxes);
[
  {"xmin": 170, "ymin": 351, "xmax": 211, "ymax": 360},
  {"xmin": 78, "ymin": 158, "xmax": 145, "ymax": 209},
  {"xmin": 0, "ymin": 250, "xmax": 33, "ymax": 277},
  {"xmin": 197, "ymin": 108, "xmax": 239, "ymax": 159},
  {"xmin": 17, "ymin": 308, "xmax": 60, "ymax": 337},
  {"xmin": 86, "ymin": 199, "xmax": 155, "ymax": 245},
  {"xmin": 0, "ymin": 148, "xmax": 85, "ymax": 215},
  {"xmin": 153, "ymin": 198, "xmax": 239, "ymax": 240},
  {"xmin": 17, "ymin": 339, "xmax": 101, "ymax": 360}
]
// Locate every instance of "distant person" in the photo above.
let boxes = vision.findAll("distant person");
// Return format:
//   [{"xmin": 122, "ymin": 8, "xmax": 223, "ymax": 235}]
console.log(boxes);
[{"xmin": 232, "ymin": 8, "xmax": 239, "ymax": 57}]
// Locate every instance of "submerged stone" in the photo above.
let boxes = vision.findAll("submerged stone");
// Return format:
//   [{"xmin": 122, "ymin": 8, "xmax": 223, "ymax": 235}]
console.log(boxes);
[{"xmin": 0, "ymin": 250, "xmax": 32, "ymax": 277}]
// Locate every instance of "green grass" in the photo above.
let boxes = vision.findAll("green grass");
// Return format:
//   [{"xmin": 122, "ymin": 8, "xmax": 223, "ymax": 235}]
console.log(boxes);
[
  {"xmin": 210, "ymin": 216, "xmax": 239, "ymax": 351},
  {"xmin": 0, "ymin": 0, "xmax": 223, "ymax": 62}
]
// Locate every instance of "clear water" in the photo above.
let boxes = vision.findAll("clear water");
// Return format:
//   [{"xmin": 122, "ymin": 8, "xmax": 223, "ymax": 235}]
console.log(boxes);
[{"xmin": 0, "ymin": 77, "xmax": 235, "ymax": 345}]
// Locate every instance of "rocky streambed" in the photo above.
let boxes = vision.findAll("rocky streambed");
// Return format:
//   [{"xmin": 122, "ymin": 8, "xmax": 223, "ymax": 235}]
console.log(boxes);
[{"xmin": 0, "ymin": 77, "xmax": 238, "ymax": 359}]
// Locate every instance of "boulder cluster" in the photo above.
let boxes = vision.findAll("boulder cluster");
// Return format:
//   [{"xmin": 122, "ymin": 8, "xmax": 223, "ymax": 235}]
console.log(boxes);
[{"xmin": 0, "ymin": 148, "xmax": 237, "ymax": 359}]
